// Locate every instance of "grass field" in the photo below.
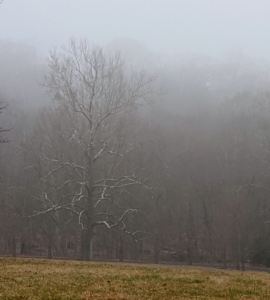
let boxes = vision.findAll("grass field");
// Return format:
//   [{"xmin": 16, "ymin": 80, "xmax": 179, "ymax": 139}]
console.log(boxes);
[{"xmin": 0, "ymin": 258, "xmax": 270, "ymax": 299}]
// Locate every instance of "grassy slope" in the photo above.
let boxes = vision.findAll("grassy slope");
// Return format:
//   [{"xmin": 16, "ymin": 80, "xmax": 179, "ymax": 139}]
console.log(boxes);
[{"xmin": 0, "ymin": 258, "xmax": 270, "ymax": 299}]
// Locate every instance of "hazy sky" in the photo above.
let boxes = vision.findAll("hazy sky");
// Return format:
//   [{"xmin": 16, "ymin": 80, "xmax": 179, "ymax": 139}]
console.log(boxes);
[{"xmin": 1, "ymin": 0, "xmax": 270, "ymax": 59}]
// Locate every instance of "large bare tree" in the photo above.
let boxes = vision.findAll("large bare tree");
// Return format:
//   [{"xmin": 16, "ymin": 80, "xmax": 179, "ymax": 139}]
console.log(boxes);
[{"xmin": 28, "ymin": 38, "xmax": 154, "ymax": 260}]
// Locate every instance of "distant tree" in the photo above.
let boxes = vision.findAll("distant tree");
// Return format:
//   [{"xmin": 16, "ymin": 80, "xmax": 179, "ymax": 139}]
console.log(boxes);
[{"xmin": 0, "ymin": 102, "xmax": 9, "ymax": 143}]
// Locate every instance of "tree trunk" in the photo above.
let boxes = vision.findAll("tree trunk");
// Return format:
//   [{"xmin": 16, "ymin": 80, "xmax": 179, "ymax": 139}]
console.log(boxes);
[
  {"xmin": 80, "ymin": 156, "xmax": 95, "ymax": 261},
  {"xmin": 223, "ymin": 243, "xmax": 227, "ymax": 269},
  {"xmin": 61, "ymin": 234, "xmax": 67, "ymax": 257},
  {"xmin": 106, "ymin": 234, "xmax": 113, "ymax": 260},
  {"xmin": 240, "ymin": 241, "xmax": 246, "ymax": 271},
  {"xmin": 11, "ymin": 237, "xmax": 16, "ymax": 257},
  {"xmin": 47, "ymin": 238, "xmax": 52, "ymax": 259},
  {"xmin": 20, "ymin": 241, "xmax": 25, "ymax": 255},
  {"xmin": 187, "ymin": 246, "xmax": 192, "ymax": 265},
  {"xmin": 119, "ymin": 232, "xmax": 124, "ymax": 262},
  {"xmin": 154, "ymin": 235, "xmax": 160, "ymax": 264},
  {"xmin": 202, "ymin": 197, "xmax": 214, "ymax": 262},
  {"xmin": 80, "ymin": 227, "xmax": 93, "ymax": 261},
  {"xmin": 54, "ymin": 219, "xmax": 61, "ymax": 257}
]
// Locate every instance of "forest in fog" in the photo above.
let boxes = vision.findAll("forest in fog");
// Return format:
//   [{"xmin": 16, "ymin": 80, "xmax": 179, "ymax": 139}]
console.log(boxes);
[{"xmin": 2, "ymin": 38, "xmax": 270, "ymax": 271}]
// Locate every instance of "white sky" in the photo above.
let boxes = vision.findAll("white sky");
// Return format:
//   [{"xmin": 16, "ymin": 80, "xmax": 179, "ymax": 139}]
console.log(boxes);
[{"xmin": 1, "ymin": 0, "xmax": 270, "ymax": 59}]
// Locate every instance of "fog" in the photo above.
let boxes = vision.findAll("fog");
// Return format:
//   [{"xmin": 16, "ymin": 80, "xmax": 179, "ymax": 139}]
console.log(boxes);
[
  {"xmin": 1, "ymin": 0, "xmax": 270, "ymax": 59},
  {"xmin": 2, "ymin": 1, "xmax": 270, "ymax": 269}
]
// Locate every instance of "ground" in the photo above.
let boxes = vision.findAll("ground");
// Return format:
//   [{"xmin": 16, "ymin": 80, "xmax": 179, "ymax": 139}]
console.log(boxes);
[{"xmin": 0, "ymin": 258, "xmax": 270, "ymax": 299}]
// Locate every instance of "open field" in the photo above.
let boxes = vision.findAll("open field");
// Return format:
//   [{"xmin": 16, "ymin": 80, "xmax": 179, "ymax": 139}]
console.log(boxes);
[{"xmin": 1, "ymin": 258, "xmax": 270, "ymax": 299}]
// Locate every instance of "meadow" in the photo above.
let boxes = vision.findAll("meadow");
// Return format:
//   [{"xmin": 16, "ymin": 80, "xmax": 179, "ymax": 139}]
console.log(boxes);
[{"xmin": 0, "ymin": 258, "xmax": 270, "ymax": 299}]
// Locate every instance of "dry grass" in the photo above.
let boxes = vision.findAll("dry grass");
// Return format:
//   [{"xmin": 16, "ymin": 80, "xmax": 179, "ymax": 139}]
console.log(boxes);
[{"xmin": 0, "ymin": 258, "xmax": 270, "ymax": 299}]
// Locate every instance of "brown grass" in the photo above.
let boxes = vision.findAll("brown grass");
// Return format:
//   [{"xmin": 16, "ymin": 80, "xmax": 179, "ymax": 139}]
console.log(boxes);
[{"xmin": 0, "ymin": 258, "xmax": 270, "ymax": 299}]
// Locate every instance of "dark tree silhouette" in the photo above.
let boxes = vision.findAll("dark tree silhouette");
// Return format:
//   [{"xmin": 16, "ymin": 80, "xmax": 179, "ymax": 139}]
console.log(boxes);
[{"xmin": 0, "ymin": 102, "xmax": 9, "ymax": 143}]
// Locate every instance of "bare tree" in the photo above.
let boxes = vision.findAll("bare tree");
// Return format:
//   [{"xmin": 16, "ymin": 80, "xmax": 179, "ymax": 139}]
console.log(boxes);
[
  {"xmin": 0, "ymin": 101, "xmax": 9, "ymax": 143},
  {"xmin": 27, "ymin": 38, "xmax": 154, "ymax": 260}
]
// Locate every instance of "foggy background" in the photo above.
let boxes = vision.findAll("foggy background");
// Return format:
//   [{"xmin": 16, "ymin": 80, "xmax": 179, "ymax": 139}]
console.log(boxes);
[
  {"xmin": 2, "ymin": 1, "xmax": 270, "ymax": 269},
  {"xmin": 1, "ymin": 0, "xmax": 270, "ymax": 59}
]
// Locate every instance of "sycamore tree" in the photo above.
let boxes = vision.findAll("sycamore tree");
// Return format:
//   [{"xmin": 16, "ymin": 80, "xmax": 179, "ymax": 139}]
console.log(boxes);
[{"xmin": 27, "ymin": 38, "xmax": 154, "ymax": 260}]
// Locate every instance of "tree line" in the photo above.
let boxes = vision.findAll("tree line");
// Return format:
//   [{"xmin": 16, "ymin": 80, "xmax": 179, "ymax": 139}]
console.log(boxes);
[{"xmin": 1, "ymin": 39, "xmax": 270, "ymax": 270}]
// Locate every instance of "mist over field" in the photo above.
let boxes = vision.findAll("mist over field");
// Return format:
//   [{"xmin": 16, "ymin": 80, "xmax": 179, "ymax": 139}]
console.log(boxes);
[{"xmin": 1, "ymin": 1, "xmax": 270, "ymax": 269}]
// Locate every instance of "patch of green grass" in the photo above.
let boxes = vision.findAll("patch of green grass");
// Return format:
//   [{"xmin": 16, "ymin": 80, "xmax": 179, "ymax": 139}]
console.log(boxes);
[{"xmin": 0, "ymin": 258, "xmax": 270, "ymax": 299}]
